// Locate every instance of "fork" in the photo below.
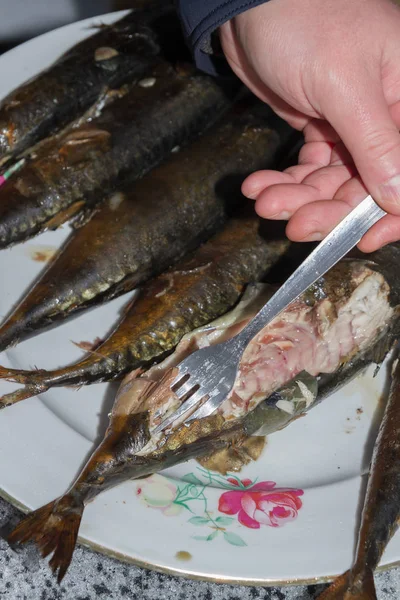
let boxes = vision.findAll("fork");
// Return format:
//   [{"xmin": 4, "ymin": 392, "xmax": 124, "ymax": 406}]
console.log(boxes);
[{"xmin": 153, "ymin": 195, "xmax": 386, "ymax": 434}]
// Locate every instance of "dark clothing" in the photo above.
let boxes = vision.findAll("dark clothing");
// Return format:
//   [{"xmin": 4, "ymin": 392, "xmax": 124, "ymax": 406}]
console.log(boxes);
[{"xmin": 176, "ymin": 0, "xmax": 270, "ymax": 76}]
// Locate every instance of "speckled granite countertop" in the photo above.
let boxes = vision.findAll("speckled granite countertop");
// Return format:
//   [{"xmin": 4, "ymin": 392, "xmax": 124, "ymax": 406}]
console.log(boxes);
[{"xmin": 0, "ymin": 497, "xmax": 398, "ymax": 599}]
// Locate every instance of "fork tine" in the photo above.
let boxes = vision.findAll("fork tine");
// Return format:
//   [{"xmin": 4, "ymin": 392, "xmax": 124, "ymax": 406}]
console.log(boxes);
[
  {"xmin": 171, "ymin": 366, "xmax": 190, "ymax": 388},
  {"xmin": 152, "ymin": 391, "xmax": 204, "ymax": 434},
  {"xmin": 186, "ymin": 390, "xmax": 225, "ymax": 422},
  {"xmin": 174, "ymin": 379, "xmax": 197, "ymax": 399},
  {"xmin": 178, "ymin": 386, "xmax": 207, "ymax": 408},
  {"xmin": 170, "ymin": 387, "xmax": 208, "ymax": 420}
]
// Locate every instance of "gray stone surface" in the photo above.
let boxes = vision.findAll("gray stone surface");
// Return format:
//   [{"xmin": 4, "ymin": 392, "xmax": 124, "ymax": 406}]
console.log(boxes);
[{"xmin": 0, "ymin": 497, "xmax": 398, "ymax": 599}]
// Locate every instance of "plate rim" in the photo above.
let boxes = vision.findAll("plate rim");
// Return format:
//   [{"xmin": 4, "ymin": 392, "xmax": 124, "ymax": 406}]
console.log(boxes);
[{"xmin": 3, "ymin": 485, "xmax": 400, "ymax": 589}]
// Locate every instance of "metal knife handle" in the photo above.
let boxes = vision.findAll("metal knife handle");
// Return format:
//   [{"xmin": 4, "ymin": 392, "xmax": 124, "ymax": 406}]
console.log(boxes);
[{"xmin": 236, "ymin": 195, "xmax": 386, "ymax": 348}]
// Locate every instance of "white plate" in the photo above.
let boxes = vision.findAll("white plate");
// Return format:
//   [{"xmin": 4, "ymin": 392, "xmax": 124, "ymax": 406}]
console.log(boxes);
[{"xmin": 0, "ymin": 12, "xmax": 398, "ymax": 587}]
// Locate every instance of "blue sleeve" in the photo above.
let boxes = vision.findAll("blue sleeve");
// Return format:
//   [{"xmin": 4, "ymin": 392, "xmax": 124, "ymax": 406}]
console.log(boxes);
[{"xmin": 176, "ymin": 0, "xmax": 270, "ymax": 76}]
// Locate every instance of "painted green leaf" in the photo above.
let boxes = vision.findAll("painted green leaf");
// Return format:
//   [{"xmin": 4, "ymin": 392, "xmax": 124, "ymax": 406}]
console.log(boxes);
[
  {"xmin": 215, "ymin": 516, "xmax": 235, "ymax": 526},
  {"xmin": 192, "ymin": 535, "xmax": 209, "ymax": 541},
  {"xmin": 223, "ymin": 531, "xmax": 247, "ymax": 547},
  {"xmin": 176, "ymin": 484, "xmax": 190, "ymax": 498},
  {"xmin": 188, "ymin": 516, "xmax": 210, "ymax": 526},
  {"xmin": 189, "ymin": 485, "xmax": 202, "ymax": 498},
  {"xmin": 207, "ymin": 530, "xmax": 218, "ymax": 541},
  {"xmin": 182, "ymin": 473, "xmax": 203, "ymax": 486},
  {"xmin": 174, "ymin": 501, "xmax": 193, "ymax": 513}
]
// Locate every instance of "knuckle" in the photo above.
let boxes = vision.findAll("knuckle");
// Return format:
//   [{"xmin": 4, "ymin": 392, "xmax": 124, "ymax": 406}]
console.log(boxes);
[{"xmin": 361, "ymin": 128, "xmax": 400, "ymax": 161}]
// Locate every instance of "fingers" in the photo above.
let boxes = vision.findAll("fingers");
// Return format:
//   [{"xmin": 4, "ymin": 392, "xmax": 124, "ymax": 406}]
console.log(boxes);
[
  {"xmin": 324, "ymin": 79, "xmax": 400, "ymax": 216},
  {"xmin": 221, "ymin": 12, "xmax": 400, "ymax": 249},
  {"xmin": 298, "ymin": 140, "xmax": 335, "ymax": 167},
  {"xmin": 242, "ymin": 138, "xmax": 337, "ymax": 199},
  {"xmin": 255, "ymin": 183, "xmax": 322, "ymax": 220},
  {"xmin": 302, "ymin": 120, "xmax": 340, "ymax": 144},
  {"xmin": 252, "ymin": 164, "xmax": 354, "ymax": 218},
  {"xmin": 243, "ymin": 129, "xmax": 350, "ymax": 201},
  {"xmin": 284, "ymin": 174, "xmax": 368, "ymax": 239},
  {"xmin": 285, "ymin": 199, "xmax": 400, "ymax": 253},
  {"xmin": 389, "ymin": 99, "xmax": 400, "ymax": 127},
  {"xmin": 285, "ymin": 200, "xmax": 354, "ymax": 241},
  {"xmin": 333, "ymin": 174, "xmax": 368, "ymax": 204},
  {"xmin": 242, "ymin": 164, "xmax": 316, "ymax": 199},
  {"xmin": 358, "ymin": 214, "xmax": 400, "ymax": 252},
  {"xmin": 330, "ymin": 143, "xmax": 353, "ymax": 166},
  {"xmin": 243, "ymin": 95, "xmax": 400, "ymax": 205}
]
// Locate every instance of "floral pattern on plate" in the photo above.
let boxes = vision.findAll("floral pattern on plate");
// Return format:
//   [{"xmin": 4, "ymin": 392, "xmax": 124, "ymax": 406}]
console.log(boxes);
[{"xmin": 136, "ymin": 467, "xmax": 304, "ymax": 547}]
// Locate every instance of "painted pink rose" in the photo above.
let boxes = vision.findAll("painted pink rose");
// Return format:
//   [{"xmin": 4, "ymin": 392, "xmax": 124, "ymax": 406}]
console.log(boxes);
[{"xmin": 218, "ymin": 478, "xmax": 303, "ymax": 529}]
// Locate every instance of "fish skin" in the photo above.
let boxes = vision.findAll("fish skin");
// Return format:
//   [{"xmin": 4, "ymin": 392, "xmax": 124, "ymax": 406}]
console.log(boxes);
[
  {"xmin": 7, "ymin": 245, "xmax": 400, "ymax": 583},
  {"xmin": 0, "ymin": 60, "xmax": 238, "ymax": 248},
  {"xmin": 0, "ymin": 105, "xmax": 292, "ymax": 351},
  {"xmin": 317, "ymin": 361, "xmax": 400, "ymax": 600},
  {"xmin": 0, "ymin": 215, "xmax": 291, "ymax": 405},
  {"xmin": 0, "ymin": 2, "xmax": 180, "ymax": 162}
]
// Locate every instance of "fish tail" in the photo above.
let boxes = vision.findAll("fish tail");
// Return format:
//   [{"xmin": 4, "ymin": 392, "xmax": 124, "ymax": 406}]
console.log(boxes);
[
  {"xmin": 0, "ymin": 365, "xmax": 43, "ymax": 384},
  {"xmin": 0, "ymin": 365, "xmax": 53, "ymax": 407},
  {"xmin": 0, "ymin": 385, "xmax": 48, "ymax": 408},
  {"xmin": 318, "ymin": 569, "xmax": 377, "ymax": 600},
  {"xmin": 8, "ymin": 493, "xmax": 83, "ymax": 583},
  {"xmin": 348, "ymin": 569, "xmax": 377, "ymax": 600},
  {"xmin": 0, "ymin": 357, "xmax": 115, "ymax": 401},
  {"xmin": 318, "ymin": 572, "xmax": 351, "ymax": 599}
]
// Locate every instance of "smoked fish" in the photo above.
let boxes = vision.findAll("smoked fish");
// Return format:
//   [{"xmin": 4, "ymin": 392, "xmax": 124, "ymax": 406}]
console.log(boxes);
[
  {"xmin": 0, "ymin": 215, "xmax": 291, "ymax": 406},
  {"xmin": 7, "ymin": 243, "xmax": 400, "ymax": 582},
  {"xmin": 318, "ymin": 358, "xmax": 400, "ymax": 599},
  {"xmin": 0, "ymin": 105, "xmax": 292, "ymax": 350},
  {"xmin": 0, "ymin": 2, "xmax": 180, "ymax": 162},
  {"xmin": 0, "ymin": 60, "xmax": 237, "ymax": 248}
]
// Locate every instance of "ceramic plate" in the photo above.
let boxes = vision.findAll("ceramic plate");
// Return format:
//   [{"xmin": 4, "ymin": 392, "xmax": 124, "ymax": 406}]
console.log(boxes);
[{"xmin": 0, "ymin": 11, "xmax": 398, "ymax": 587}]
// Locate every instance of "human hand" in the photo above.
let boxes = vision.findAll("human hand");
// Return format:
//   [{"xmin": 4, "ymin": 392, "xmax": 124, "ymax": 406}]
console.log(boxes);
[{"xmin": 219, "ymin": 0, "xmax": 400, "ymax": 252}]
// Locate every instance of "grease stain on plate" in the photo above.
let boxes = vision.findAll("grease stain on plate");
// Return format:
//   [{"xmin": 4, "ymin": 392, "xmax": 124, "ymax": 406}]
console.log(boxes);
[
  {"xmin": 26, "ymin": 245, "xmax": 57, "ymax": 263},
  {"xmin": 175, "ymin": 551, "xmax": 192, "ymax": 562}
]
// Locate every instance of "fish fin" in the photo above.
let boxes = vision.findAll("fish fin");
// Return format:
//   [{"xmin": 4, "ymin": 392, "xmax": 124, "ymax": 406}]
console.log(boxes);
[
  {"xmin": 318, "ymin": 569, "xmax": 377, "ymax": 600},
  {"xmin": 0, "ymin": 364, "xmax": 47, "ymax": 384},
  {"xmin": 71, "ymin": 205, "xmax": 100, "ymax": 229},
  {"xmin": 87, "ymin": 21, "xmax": 108, "ymax": 31},
  {"xmin": 72, "ymin": 337, "xmax": 104, "ymax": 353},
  {"xmin": 197, "ymin": 436, "xmax": 266, "ymax": 474},
  {"xmin": 348, "ymin": 569, "xmax": 378, "ymax": 600},
  {"xmin": 0, "ymin": 365, "xmax": 19, "ymax": 381},
  {"xmin": 318, "ymin": 572, "xmax": 350, "ymax": 599},
  {"xmin": 0, "ymin": 385, "xmax": 47, "ymax": 408},
  {"xmin": 44, "ymin": 201, "xmax": 86, "ymax": 230},
  {"xmin": 8, "ymin": 494, "xmax": 83, "ymax": 583},
  {"xmin": 0, "ymin": 365, "xmax": 48, "ymax": 406}
]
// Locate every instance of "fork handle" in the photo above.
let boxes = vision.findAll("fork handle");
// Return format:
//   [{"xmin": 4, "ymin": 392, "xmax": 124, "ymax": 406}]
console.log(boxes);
[{"xmin": 233, "ymin": 195, "xmax": 386, "ymax": 351}]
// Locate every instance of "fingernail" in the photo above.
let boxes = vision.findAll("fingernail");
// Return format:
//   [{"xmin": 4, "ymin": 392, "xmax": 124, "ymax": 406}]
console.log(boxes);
[
  {"xmin": 268, "ymin": 211, "xmax": 291, "ymax": 220},
  {"xmin": 244, "ymin": 189, "xmax": 259, "ymax": 200},
  {"xmin": 379, "ymin": 175, "xmax": 400, "ymax": 207},
  {"xmin": 299, "ymin": 231, "xmax": 323, "ymax": 242}
]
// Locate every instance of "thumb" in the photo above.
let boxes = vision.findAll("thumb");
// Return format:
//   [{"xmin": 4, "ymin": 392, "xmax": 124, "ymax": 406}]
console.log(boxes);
[{"xmin": 326, "ymin": 81, "xmax": 400, "ymax": 214}]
